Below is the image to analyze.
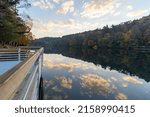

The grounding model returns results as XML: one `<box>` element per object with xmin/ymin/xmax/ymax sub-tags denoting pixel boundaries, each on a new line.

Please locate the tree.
<box><xmin>0</xmin><ymin>0</ymin><xmax>32</xmax><ymax>46</ymax></box>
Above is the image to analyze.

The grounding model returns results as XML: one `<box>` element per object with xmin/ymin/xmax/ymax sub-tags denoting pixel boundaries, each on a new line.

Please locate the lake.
<box><xmin>42</xmin><ymin>48</ymin><xmax>150</xmax><ymax>100</ymax></box>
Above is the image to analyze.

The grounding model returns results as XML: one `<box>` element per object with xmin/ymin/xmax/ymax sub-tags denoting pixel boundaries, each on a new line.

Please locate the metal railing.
<box><xmin>0</xmin><ymin>46</ymin><xmax>44</xmax><ymax>100</ymax></box>
<box><xmin>0</xmin><ymin>47</ymin><xmax>38</xmax><ymax>61</ymax></box>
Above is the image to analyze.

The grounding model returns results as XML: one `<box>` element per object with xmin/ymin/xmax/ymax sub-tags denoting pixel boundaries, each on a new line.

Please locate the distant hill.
<box><xmin>32</xmin><ymin>15</ymin><xmax>150</xmax><ymax>50</ymax></box>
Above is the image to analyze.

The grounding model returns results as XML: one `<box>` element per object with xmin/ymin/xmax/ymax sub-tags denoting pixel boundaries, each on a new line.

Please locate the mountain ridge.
<box><xmin>32</xmin><ymin>15</ymin><xmax>150</xmax><ymax>49</ymax></box>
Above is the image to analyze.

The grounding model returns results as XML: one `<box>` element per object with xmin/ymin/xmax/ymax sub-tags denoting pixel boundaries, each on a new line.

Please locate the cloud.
<box><xmin>127</xmin><ymin>5</ymin><xmax>133</xmax><ymax>10</ymax></box>
<box><xmin>32</xmin><ymin>19</ymin><xmax>64</xmax><ymax>38</ymax></box>
<box><xmin>32</xmin><ymin>0</ymin><xmax>65</xmax><ymax>10</ymax></box>
<box><xmin>127</xmin><ymin>9</ymin><xmax>148</xmax><ymax>18</ymax></box>
<box><xmin>113</xmin><ymin>11</ymin><xmax>121</xmax><ymax>16</ymax></box>
<box><xmin>32</xmin><ymin>0</ymin><xmax>55</xmax><ymax>10</ymax></box>
<box><xmin>32</xmin><ymin>18</ymin><xmax>100</xmax><ymax>38</ymax></box>
<box><xmin>48</xmin><ymin>19</ymin><xmax>76</xmax><ymax>28</ymax></box>
<box><xmin>57</xmin><ymin>0</ymin><xmax>74</xmax><ymax>14</ymax></box>
<box><xmin>32</xmin><ymin>0</ymin><xmax>75</xmax><ymax>15</ymax></box>
<box><xmin>53</xmin><ymin>0</ymin><xmax>63</xmax><ymax>4</ymax></box>
<box><xmin>81</xmin><ymin>0</ymin><xmax>121</xmax><ymax>18</ymax></box>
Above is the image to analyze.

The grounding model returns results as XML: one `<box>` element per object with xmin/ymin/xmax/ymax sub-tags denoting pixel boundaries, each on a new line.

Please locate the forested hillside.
<box><xmin>32</xmin><ymin>15</ymin><xmax>150</xmax><ymax>50</ymax></box>
<box><xmin>0</xmin><ymin>0</ymin><xmax>33</xmax><ymax>46</ymax></box>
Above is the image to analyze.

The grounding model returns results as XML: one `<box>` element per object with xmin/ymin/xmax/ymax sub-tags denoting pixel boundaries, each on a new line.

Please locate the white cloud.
<box><xmin>32</xmin><ymin>0</ymin><xmax>74</xmax><ymax>14</ymax></box>
<box><xmin>113</xmin><ymin>11</ymin><xmax>121</xmax><ymax>16</ymax></box>
<box><xmin>127</xmin><ymin>9</ymin><xmax>148</xmax><ymax>18</ymax></box>
<box><xmin>32</xmin><ymin>19</ymin><xmax>100</xmax><ymax>38</ymax></box>
<box><xmin>81</xmin><ymin>0</ymin><xmax>121</xmax><ymax>18</ymax></box>
<box><xmin>47</xmin><ymin>19</ymin><xmax>99</xmax><ymax>31</ymax></box>
<box><xmin>32</xmin><ymin>19</ymin><xmax>64</xmax><ymax>38</ymax></box>
<box><xmin>47</xmin><ymin>19</ymin><xmax>77</xmax><ymax>29</ymax></box>
<box><xmin>57</xmin><ymin>0</ymin><xmax>74</xmax><ymax>14</ymax></box>
<box><xmin>127</xmin><ymin>5</ymin><xmax>133</xmax><ymax>10</ymax></box>
<box><xmin>32</xmin><ymin>0</ymin><xmax>66</xmax><ymax>10</ymax></box>
<box><xmin>32</xmin><ymin>0</ymin><xmax>55</xmax><ymax>10</ymax></box>
<box><xmin>53</xmin><ymin>0</ymin><xmax>63</xmax><ymax>4</ymax></box>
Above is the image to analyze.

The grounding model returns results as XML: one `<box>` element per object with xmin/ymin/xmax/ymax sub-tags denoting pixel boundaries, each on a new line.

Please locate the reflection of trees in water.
<box><xmin>45</xmin><ymin>47</ymin><xmax>150</xmax><ymax>82</ymax></box>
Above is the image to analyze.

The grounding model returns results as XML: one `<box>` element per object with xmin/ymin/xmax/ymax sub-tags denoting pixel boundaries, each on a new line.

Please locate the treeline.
<box><xmin>32</xmin><ymin>15</ymin><xmax>150</xmax><ymax>49</ymax></box>
<box><xmin>0</xmin><ymin>0</ymin><xmax>33</xmax><ymax>46</ymax></box>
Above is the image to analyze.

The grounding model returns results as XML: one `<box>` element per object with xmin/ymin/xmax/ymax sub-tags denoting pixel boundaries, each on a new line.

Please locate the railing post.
<box><xmin>18</xmin><ymin>48</ymin><xmax>21</xmax><ymax>61</ymax></box>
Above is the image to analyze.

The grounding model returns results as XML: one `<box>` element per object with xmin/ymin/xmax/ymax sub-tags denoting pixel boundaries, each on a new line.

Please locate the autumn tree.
<box><xmin>0</xmin><ymin>0</ymin><xmax>32</xmax><ymax>46</ymax></box>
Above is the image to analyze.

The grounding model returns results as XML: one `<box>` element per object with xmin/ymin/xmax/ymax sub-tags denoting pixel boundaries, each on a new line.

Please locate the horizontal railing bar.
<box><xmin>0</xmin><ymin>57</ymin><xmax>28</xmax><ymax>59</ymax></box>
<box><xmin>0</xmin><ymin>58</ymin><xmax>25</xmax><ymax>60</ymax></box>
<box><xmin>0</xmin><ymin>58</ymin><xmax>26</xmax><ymax>62</ymax></box>
<box><xmin>0</xmin><ymin>49</ymin><xmax>18</xmax><ymax>51</ymax></box>
<box><xmin>0</xmin><ymin>58</ymin><xmax>27</xmax><ymax>60</ymax></box>
<box><xmin>0</xmin><ymin>56</ymin><xmax>28</xmax><ymax>58</ymax></box>
<box><xmin>0</xmin><ymin>52</ymin><xmax>28</xmax><ymax>54</ymax></box>
<box><xmin>0</xmin><ymin>54</ymin><xmax>27</xmax><ymax>56</ymax></box>
<box><xmin>0</xmin><ymin>54</ymin><xmax>28</xmax><ymax>57</ymax></box>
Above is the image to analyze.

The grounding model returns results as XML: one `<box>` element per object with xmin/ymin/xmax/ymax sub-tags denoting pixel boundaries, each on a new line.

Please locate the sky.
<box><xmin>23</xmin><ymin>0</ymin><xmax>150</xmax><ymax>38</ymax></box>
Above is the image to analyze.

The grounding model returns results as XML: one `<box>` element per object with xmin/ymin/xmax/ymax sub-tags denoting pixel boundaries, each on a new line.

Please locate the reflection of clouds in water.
<box><xmin>44</xmin><ymin>76</ymin><xmax>72</xmax><ymax>89</ymax></box>
<box><xmin>43</xmin><ymin>59</ymin><xmax>53</xmax><ymax>68</ymax></box>
<box><xmin>45</xmin><ymin>62</ymin><xmax>97</xmax><ymax>72</ymax></box>
<box><xmin>52</xmin><ymin>86</ymin><xmax>62</xmax><ymax>92</ymax></box>
<box><xmin>43</xmin><ymin>54</ymin><xmax>150</xmax><ymax>99</ymax></box>
<box><xmin>44</xmin><ymin>80</ymin><xmax>54</xmax><ymax>86</ymax></box>
<box><xmin>80</xmin><ymin>74</ymin><xmax>129</xmax><ymax>99</ymax></box>
<box><xmin>80</xmin><ymin>74</ymin><xmax>113</xmax><ymax>96</ymax></box>
<box><xmin>111</xmin><ymin>77</ymin><xmax>117</xmax><ymax>81</ymax></box>
<box><xmin>43</xmin><ymin>76</ymin><xmax>72</xmax><ymax>100</ymax></box>
<box><xmin>44</xmin><ymin>54</ymin><xmax>65</xmax><ymax>62</ymax></box>
<box><xmin>56</xmin><ymin>77</ymin><xmax>72</xmax><ymax>89</ymax></box>
<box><xmin>122</xmin><ymin>83</ymin><xmax>128</xmax><ymax>88</ymax></box>
<box><xmin>115</xmin><ymin>93</ymin><xmax>128</xmax><ymax>100</ymax></box>
<box><xmin>44</xmin><ymin>54</ymin><xmax>98</xmax><ymax>72</ymax></box>
<box><xmin>123</xmin><ymin>76</ymin><xmax>143</xmax><ymax>84</ymax></box>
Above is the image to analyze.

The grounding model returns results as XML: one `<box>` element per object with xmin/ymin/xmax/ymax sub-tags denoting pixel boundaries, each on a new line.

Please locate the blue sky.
<box><xmin>23</xmin><ymin>0</ymin><xmax>150</xmax><ymax>38</ymax></box>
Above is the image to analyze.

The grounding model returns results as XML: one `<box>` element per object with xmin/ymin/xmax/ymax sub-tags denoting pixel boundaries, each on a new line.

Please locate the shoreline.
<box><xmin>0</xmin><ymin>44</ymin><xmax>17</xmax><ymax>49</ymax></box>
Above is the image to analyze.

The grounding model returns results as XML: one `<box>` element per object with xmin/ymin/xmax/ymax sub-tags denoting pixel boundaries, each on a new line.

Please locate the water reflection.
<box><xmin>45</xmin><ymin>47</ymin><xmax>150</xmax><ymax>82</ymax></box>
<box><xmin>80</xmin><ymin>74</ymin><xmax>112</xmax><ymax>96</ymax></box>
<box><xmin>123</xmin><ymin>76</ymin><xmax>143</xmax><ymax>84</ymax></box>
<box><xmin>115</xmin><ymin>93</ymin><xmax>128</xmax><ymax>100</ymax></box>
<box><xmin>42</xmin><ymin>54</ymin><xmax>150</xmax><ymax>100</ymax></box>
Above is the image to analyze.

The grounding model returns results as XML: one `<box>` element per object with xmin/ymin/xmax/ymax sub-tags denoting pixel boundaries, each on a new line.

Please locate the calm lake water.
<box><xmin>42</xmin><ymin>48</ymin><xmax>150</xmax><ymax>100</ymax></box>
